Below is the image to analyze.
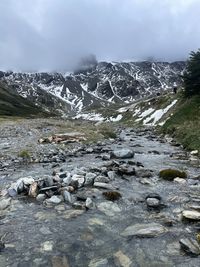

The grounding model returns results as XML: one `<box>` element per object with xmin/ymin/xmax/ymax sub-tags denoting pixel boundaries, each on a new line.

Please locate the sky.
<box><xmin>0</xmin><ymin>0</ymin><xmax>200</xmax><ymax>71</ymax></box>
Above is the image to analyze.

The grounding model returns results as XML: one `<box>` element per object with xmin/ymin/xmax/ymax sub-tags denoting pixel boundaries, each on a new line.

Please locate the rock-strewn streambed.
<box><xmin>0</xmin><ymin>119</ymin><xmax>200</xmax><ymax>267</ymax></box>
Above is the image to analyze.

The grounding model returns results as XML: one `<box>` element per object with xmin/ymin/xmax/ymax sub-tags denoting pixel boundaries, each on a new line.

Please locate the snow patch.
<box><xmin>144</xmin><ymin>100</ymin><xmax>177</xmax><ymax>126</ymax></box>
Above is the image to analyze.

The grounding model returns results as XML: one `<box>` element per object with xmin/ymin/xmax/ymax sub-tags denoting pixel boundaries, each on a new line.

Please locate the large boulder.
<box><xmin>110</xmin><ymin>149</ymin><xmax>134</xmax><ymax>159</ymax></box>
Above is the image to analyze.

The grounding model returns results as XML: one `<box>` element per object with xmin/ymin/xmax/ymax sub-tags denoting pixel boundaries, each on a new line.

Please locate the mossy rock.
<box><xmin>159</xmin><ymin>169</ymin><xmax>187</xmax><ymax>181</ymax></box>
<box><xmin>102</xmin><ymin>191</ymin><xmax>122</xmax><ymax>201</ymax></box>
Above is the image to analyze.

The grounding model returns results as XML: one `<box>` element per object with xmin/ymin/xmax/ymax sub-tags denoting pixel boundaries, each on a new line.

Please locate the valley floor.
<box><xmin>0</xmin><ymin>118</ymin><xmax>200</xmax><ymax>267</ymax></box>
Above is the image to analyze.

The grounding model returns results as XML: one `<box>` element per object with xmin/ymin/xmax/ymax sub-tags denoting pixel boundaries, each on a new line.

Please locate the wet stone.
<box><xmin>121</xmin><ymin>223</ymin><xmax>167</xmax><ymax>237</ymax></box>
<box><xmin>182</xmin><ymin>210</ymin><xmax>200</xmax><ymax>220</ymax></box>
<box><xmin>113</xmin><ymin>250</ymin><xmax>132</xmax><ymax>267</ymax></box>
<box><xmin>179</xmin><ymin>238</ymin><xmax>200</xmax><ymax>256</ymax></box>
<box><xmin>110</xmin><ymin>149</ymin><xmax>134</xmax><ymax>159</ymax></box>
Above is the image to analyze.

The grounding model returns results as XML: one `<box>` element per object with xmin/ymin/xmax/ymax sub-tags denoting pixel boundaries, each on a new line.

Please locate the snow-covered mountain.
<box><xmin>0</xmin><ymin>61</ymin><xmax>185</xmax><ymax>115</ymax></box>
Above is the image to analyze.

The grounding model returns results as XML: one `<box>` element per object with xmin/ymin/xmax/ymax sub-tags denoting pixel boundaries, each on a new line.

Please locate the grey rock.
<box><xmin>36</xmin><ymin>194</ymin><xmax>47</xmax><ymax>202</ymax></box>
<box><xmin>110</xmin><ymin>149</ymin><xmax>134</xmax><ymax>159</ymax></box>
<box><xmin>107</xmin><ymin>171</ymin><xmax>116</xmax><ymax>180</ymax></box>
<box><xmin>7</xmin><ymin>188</ymin><xmax>17</xmax><ymax>197</ymax></box>
<box><xmin>179</xmin><ymin>238</ymin><xmax>200</xmax><ymax>256</ymax></box>
<box><xmin>95</xmin><ymin>176</ymin><xmax>110</xmax><ymax>183</ymax></box>
<box><xmin>0</xmin><ymin>198</ymin><xmax>11</xmax><ymax>210</ymax></box>
<box><xmin>46</xmin><ymin>196</ymin><xmax>62</xmax><ymax>204</ymax></box>
<box><xmin>85</xmin><ymin>173</ymin><xmax>97</xmax><ymax>186</ymax></box>
<box><xmin>118</xmin><ymin>165</ymin><xmax>135</xmax><ymax>175</ymax></box>
<box><xmin>97</xmin><ymin>202</ymin><xmax>121</xmax><ymax>216</ymax></box>
<box><xmin>63</xmin><ymin>190</ymin><xmax>72</xmax><ymax>204</ymax></box>
<box><xmin>86</xmin><ymin>197</ymin><xmax>95</xmax><ymax>209</ymax></box>
<box><xmin>71</xmin><ymin>174</ymin><xmax>85</xmax><ymax>188</ymax></box>
<box><xmin>93</xmin><ymin>182</ymin><xmax>113</xmax><ymax>190</ymax></box>
<box><xmin>121</xmin><ymin>223</ymin><xmax>167</xmax><ymax>237</ymax></box>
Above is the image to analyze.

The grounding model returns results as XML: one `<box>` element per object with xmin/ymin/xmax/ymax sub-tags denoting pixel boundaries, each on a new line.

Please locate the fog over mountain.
<box><xmin>0</xmin><ymin>0</ymin><xmax>200</xmax><ymax>71</ymax></box>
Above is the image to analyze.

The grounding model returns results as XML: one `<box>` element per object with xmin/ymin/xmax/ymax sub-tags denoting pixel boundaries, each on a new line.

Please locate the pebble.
<box><xmin>46</xmin><ymin>196</ymin><xmax>62</xmax><ymax>204</ymax></box>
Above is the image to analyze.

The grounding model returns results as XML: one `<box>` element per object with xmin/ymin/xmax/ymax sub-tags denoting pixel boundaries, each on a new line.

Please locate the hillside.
<box><xmin>0</xmin><ymin>82</ymin><xmax>46</xmax><ymax>116</ymax></box>
<box><xmin>0</xmin><ymin>61</ymin><xmax>185</xmax><ymax>115</ymax></box>
<box><xmin>161</xmin><ymin>95</ymin><xmax>200</xmax><ymax>152</ymax></box>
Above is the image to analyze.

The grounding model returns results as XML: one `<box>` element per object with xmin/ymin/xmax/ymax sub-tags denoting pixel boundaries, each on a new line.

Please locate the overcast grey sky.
<box><xmin>0</xmin><ymin>0</ymin><xmax>199</xmax><ymax>71</ymax></box>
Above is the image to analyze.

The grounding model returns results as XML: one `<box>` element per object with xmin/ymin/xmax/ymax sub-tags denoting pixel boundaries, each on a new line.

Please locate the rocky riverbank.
<box><xmin>0</xmin><ymin>118</ymin><xmax>200</xmax><ymax>267</ymax></box>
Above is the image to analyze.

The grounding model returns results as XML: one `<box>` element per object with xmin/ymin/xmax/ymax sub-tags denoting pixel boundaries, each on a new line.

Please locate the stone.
<box><xmin>110</xmin><ymin>149</ymin><xmax>134</xmax><ymax>159</ymax></box>
<box><xmin>121</xmin><ymin>223</ymin><xmax>167</xmax><ymax>237</ymax></box>
<box><xmin>7</xmin><ymin>188</ymin><xmax>17</xmax><ymax>197</ymax></box>
<box><xmin>179</xmin><ymin>238</ymin><xmax>200</xmax><ymax>256</ymax></box>
<box><xmin>39</xmin><ymin>226</ymin><xmax>52</xmax><ymax>235</ymax></box>
<box><xmin>190</xmin><ymin>150</ymin><xmax>198</xmax><ymax>156</ymax></box>
<box><xmin>71</xmin><ymin>174</ymin><xmax>85</xmax><ymax>188</ymax></box>
<box><xmin>102</xmin><ymin>154</ymin><xmax>110</xmax><ymax>160</ymax></box>
<box><xmin>0</xmin><ymin>198</ymin><xmax>11</xmax><ymax>210</ymax></box>
<box><xmin>89</xmin><ymin>258</ymin><xmax>108</xmax><ymax>267</ymax></box>
<box><xmin>21</xmin><ymin>177</ymin><xmax>35</xmax><ymax>185</ymax></box>
<box><xmin>114</xmin><ymin>250</ymin><xmax>132</xmax><ymax>267</ymax></box>
<box><xmin>29</xmin><ymin>182</ymin><xmax>38</xmax><ymax>198</ymax></box>
<box><xmin>52</xmin><ymin>256</ymin><xmax>70</xmax><ymax>267</ymax></box>
<box><xmin>97</xmin><ymin>202</ymin><xmax>121</xmax><ymax>216</ymax></box>
<box><xmin>63</xmin><ymin>190</ymin><xmax>72</xmax><ymax>204</ymax></box>
<box><xmin>174</xmin><ymin>178</ymin><xmax>187</xmax><ymax>184</ymax></box>
<box><xmin>46</xmin><ymin>196</ymin><xmax>62</xmax><ymax>205</ymax></box>
<box><xmin>94</xmin><ymin>176</ymin><xmax>110</xmax><ymax>183</ymax></box>
<box><xmin>41</xmin><ymin>241</ymin><xmax>54</xmax><ymax>252</ymax></box>
<box><xmin>107</xmin><ymin>171</ymin><xmax>117</xmax><ymax>180</ymax></box>
<box><xmin>86</xmin><ymin>148</ymin><xmax>94</xmax><ymax>153</ymax></box>
<box><xmin>85</xmin><ymin>173</ymin><xmax>97</xmax><ymax>186</ymax></box>
<box><xmin>146</xmin><ymin>197</ymin><xmax>160</xmax><ymax>208</ymax></box>
<box><xmin>36</xmin><ymin>194</ymin><xmax>46</xmax><ymax>202</ymax></box>
<box><xmin>118</xmin><ymin>165</ymin><xmax>135</xmax><ymax>175</ymax></box>
<box><xmin>62</xmin><ymin>210</ymin><xmax>84</xmax><ymax>219</ymax></box>
<box><xmin>182</xmin><ymin>210</ymin><xmax>200</xmax><ymax>220</ymax></box>
<box><xmin>86</xmin><ymin>197</ymin><xmax>95</xmax><ymax>209</ymax></box>
<box><xmin>93</xmin><ymin>182</ymin><xmax>113</xmax><ymax>190</ymax></box>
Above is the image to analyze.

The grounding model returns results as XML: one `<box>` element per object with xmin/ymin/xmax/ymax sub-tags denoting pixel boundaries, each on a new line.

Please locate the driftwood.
<box><xmin>39</xmin><ymin>132</ymin><xmax>86</xmax><ymax>144</ymax></box>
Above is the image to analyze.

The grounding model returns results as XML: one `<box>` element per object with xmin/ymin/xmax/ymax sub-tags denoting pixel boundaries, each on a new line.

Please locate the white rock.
<box><xmin>71</xmin><ymin>174</ymin><xmax>85</xmax><ymax>187</ymax></box>
<box><xmin>110</xmin><ymin>149</ymin><xmax>134</xmax><ymax>159</ymax></box>
<box><xmin>182</xmin><ymin>210</ymin><xmax>200</xmax><ymax>220</ymax></box>
<box><xmin>190</xmin><ymin>150</ymin><xmax>198</xmax><ymax>155</ymax></box>
<box><xmin>174</xmin><ymin>178</ymin><xmax>187</xmax><ymax>184</ymax></box>
<box><xmin>93</xmin><ymin>182</ymin><xmax>113</xmax><ymax>190</ymax></box>
<box><xmin>41</xmin><ymin>241</ymin><xmax>53</xmax><ymax>252</ymax></box>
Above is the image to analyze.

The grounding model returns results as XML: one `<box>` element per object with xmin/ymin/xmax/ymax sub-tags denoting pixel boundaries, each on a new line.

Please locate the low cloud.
<box><xmin>0</xmin><ymin>0</ymin><xmax>200</xmax><ymax>71</ymax></box>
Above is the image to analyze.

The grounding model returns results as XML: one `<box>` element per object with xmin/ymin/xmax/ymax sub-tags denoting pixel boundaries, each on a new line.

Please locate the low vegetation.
<box><xmin>18</xmin><ymin>150</ymin><xmax>31</xmax><ymax>160</ymax></box>
<box><xmin>161</xmin><ymin>95</ymin><xmax>200</xmax><ymax>152</ymax></box>
<box><xmin>159</xmin><ymin>169</ymin><xmax>187</xmax><ymax>181</ymax></box>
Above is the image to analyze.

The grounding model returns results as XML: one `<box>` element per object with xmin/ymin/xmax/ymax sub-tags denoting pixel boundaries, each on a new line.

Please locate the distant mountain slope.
<box><xmin>0</xmin><ymin>61</ymin><xmax>185</xmax><ymax>115</ymax></box>
<box><xmin>0</xmin><ymin>82</ymin><xmax>46</xmax><ymax>116</ymax></box>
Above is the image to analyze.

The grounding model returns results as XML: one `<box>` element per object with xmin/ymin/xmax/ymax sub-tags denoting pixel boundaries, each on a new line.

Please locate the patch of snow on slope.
<box><xmin>135</xmin><ymin>108</ymin><xmax>155</xmax><ymax>122</ymax></box>
<box><xmin>75</xmin><ymin>113</ymin><xmax>105</xmax><ymax>122</ymax></box>
<box><xmin>143</xmin><ymin>100</ymin><xmax>177</xmax><ymax>126</ymax></box>
<box><xmin>109</xmin><ymin>114</ymin><xmax>123</xmax><ymax>122</ymax></box>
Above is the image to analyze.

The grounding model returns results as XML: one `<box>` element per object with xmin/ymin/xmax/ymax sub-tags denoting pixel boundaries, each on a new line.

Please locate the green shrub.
<box><xmin>159</xmin><ymin>169</ymin><xmax>187</xmax><ymax>181</ymax></box>
<box><xmin>102</xmin><ymin>191</ymin><xmax>122</xmax><ymax>201</ymax></box>
<box><xmin>18</xmin><ymin>150</ymin><xmax>31</xmax><ymax>159</ymax></box>
<box><xmin>98</xmin><ymin>125</ymin><xmax>117</xmax><ymax>139</ymax></box>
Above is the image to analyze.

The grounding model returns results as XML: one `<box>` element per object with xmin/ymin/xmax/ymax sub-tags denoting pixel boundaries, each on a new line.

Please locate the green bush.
<box><xmin>18</xmin><ymin>150</ymin><xmax>31</xmax><ymax>159</ymax></box>
<box><xmin>159</xmin><ymin>169</ymin><xmax>187</xmax><ymax>181</ymax></box>
<box><xmin>98</xmin><ymin>125</ymin><xmax>117</xmax><ymax>139</ymax></box>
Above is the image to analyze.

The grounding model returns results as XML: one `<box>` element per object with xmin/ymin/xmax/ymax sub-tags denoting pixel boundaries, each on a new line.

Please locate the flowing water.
<box><xmin>0</xmin><ymin>126</ymin><xmax>200</xmax><ymax>267</ymax></box>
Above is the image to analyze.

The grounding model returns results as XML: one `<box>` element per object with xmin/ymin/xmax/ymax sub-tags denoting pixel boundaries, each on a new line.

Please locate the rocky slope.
<box><xmin>0</xmin><ymin>61</ymin><xmax>185</xmax><ymax>116</ymax></box>
<box><xmin>0</xmin><ymin>81</ymin><xmax>46</xmax><ymax>116</ymax></box>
